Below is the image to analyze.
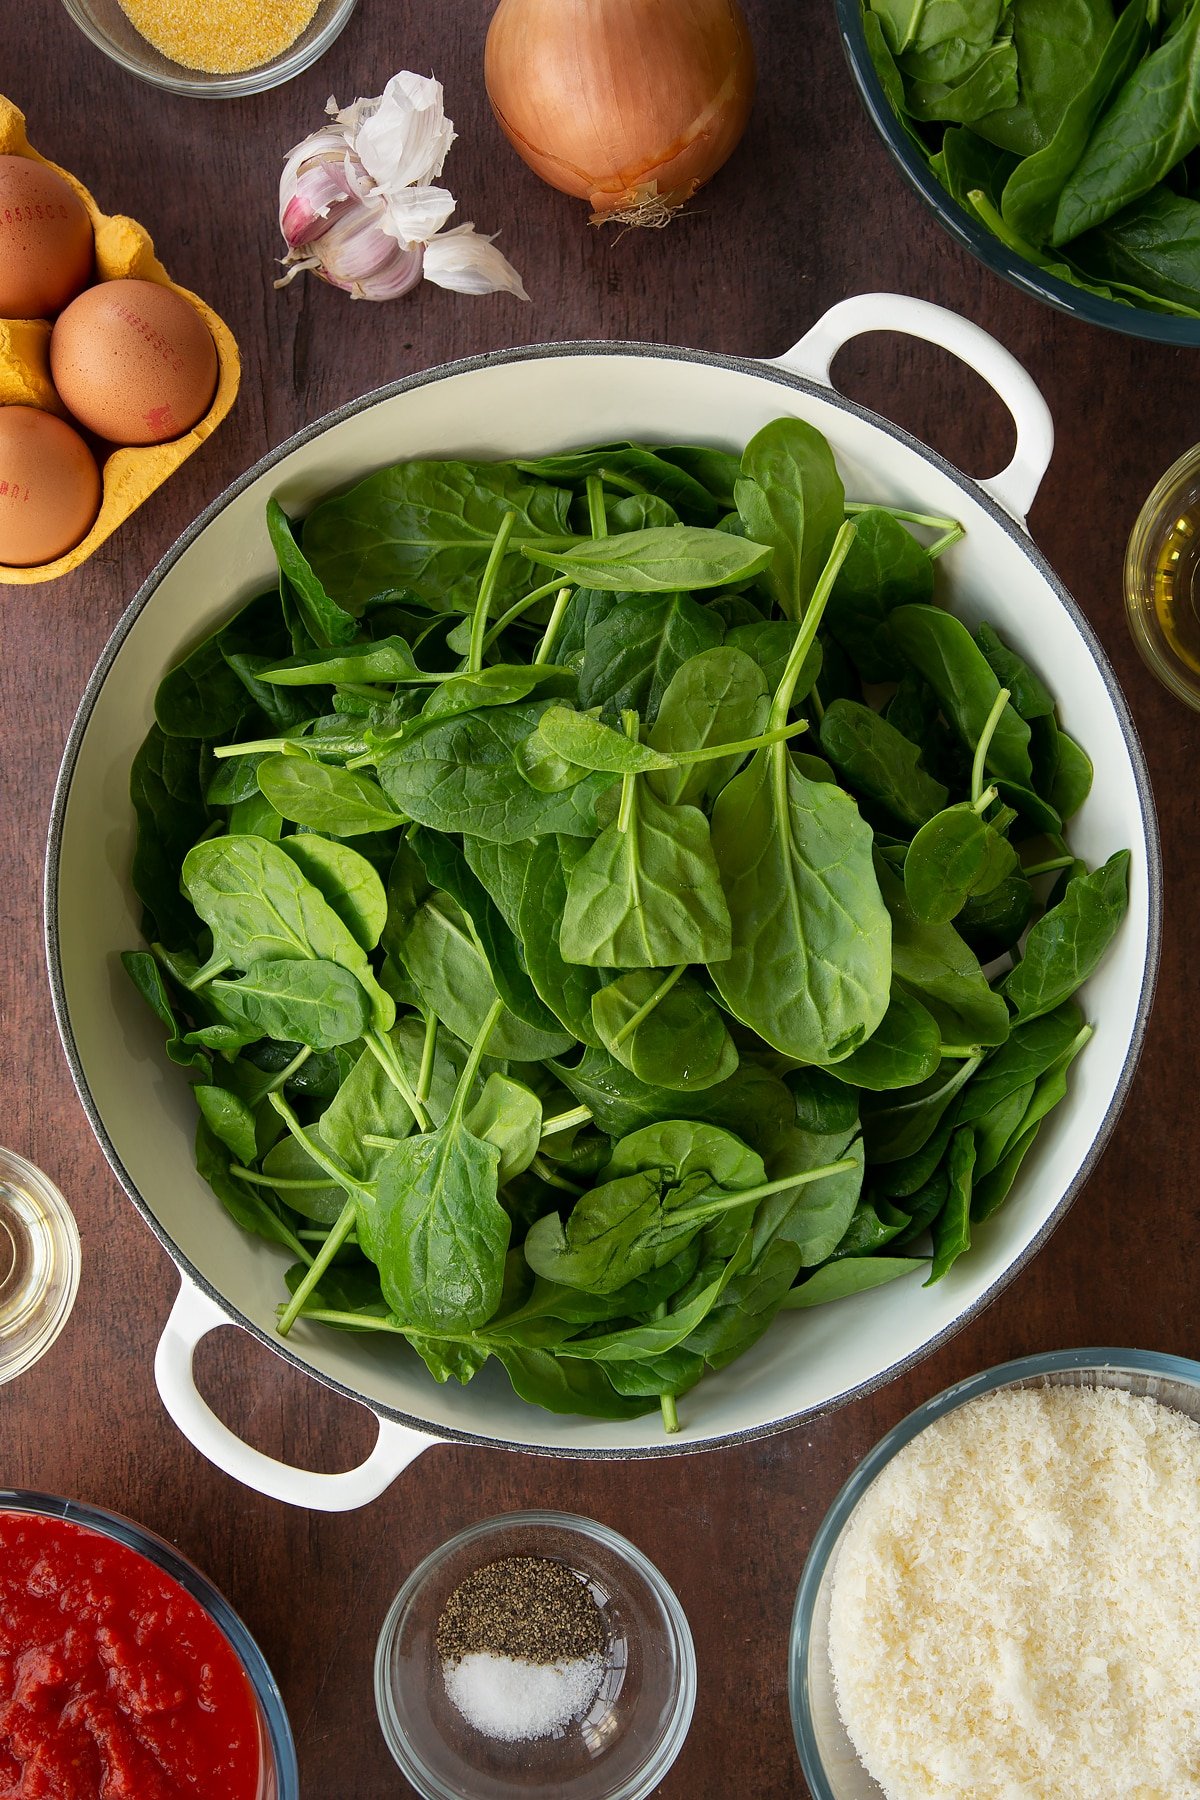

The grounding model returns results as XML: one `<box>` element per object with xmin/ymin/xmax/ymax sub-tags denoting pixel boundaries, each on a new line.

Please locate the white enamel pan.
<box><xmin>46</xmin><ymin>294</ymin><xmax>1160</xmax><ymax>1510</ymax></box>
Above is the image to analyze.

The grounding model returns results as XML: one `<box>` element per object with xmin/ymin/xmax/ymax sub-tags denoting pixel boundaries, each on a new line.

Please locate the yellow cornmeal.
<box><xmin>116</xmin><ymin>0</ymin><xmax>322</xmax><ymax>73</ymax></box>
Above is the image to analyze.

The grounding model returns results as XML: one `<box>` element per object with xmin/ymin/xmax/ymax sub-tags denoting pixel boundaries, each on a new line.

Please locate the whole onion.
<box><xmin>484</xmin><ymin>0</ymin><xmax>756</xmax><ymax>225</ymax></box>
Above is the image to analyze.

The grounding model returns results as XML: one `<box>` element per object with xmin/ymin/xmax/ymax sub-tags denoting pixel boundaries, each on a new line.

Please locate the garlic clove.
<box><xmin>422</xmin><ymin>223</ymin><xmax>530</xmax><ymax>300</ymax></box>
<box><xmin>355</xmin><ymin>72</ymin><xmax>457</xmax><ymax>193</ymax></box>
<box><xmin>375</xmin><ymin>183</ymin><xmax>457</xmax><ymax>248</ymax></box>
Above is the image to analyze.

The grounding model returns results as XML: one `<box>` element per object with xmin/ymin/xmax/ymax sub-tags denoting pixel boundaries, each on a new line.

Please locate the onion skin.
<box><xmin>484</xmin><ymin>0</ymin><xmax>756</xmax><ymax>223</ymax></box>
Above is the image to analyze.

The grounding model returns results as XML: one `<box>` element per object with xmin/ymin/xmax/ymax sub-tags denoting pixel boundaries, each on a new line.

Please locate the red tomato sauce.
<box><xmin>0</xmin><ymin>1510</ymin><xmax>262</xmax><ymax>1800</ymax></box>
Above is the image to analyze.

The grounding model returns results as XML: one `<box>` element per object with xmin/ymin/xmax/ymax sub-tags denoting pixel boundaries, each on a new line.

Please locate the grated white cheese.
<box><xmin>828</xmin><ymin>1384</ymin><xmax>1200</xmax><ymax>1800</ymax></box>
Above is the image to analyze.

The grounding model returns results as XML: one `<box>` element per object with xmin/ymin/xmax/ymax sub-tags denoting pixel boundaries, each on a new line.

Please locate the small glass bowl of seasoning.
<box><xmin>790</xmin><ymin>1348</ymin><xmax>1200</xmax><ymax>1799</ymax></box>
<box><xmin>1125</xmin><ymin>441</ymin><xmax>1200</xmax><ymax>709</ymax></box>
<box><xmin>58</xmin><ymin>0</ymin><xmax>357</xmax><ymax>98</ymax></box>
<box><xmin>375</xmin><ymin>1510</ymin><xmax>696</xmax><ymax>1800</ymax></box>
<box><xmin>0</xmin><ymin>1148</ymin><xmax>81</xmax><ymax>1383</ymax></box>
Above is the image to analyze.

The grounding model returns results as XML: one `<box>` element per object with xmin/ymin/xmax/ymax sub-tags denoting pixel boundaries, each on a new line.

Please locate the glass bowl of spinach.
<box><xmin>45</xmin><ymin>317</ymin><xmax>1157</xmax><ymax>1498</ymax></box>
<box><xmin>838</xmin><ymin>0</ymin><xmax>1200</xmax><ymax>341</ymax></box>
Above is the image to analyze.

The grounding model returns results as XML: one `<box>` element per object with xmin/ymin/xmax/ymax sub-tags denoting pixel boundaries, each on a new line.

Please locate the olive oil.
<box><xmin>1125</xmin><ymin>448</ymin><xmax>1200</xmax><ymax>709</ymax></box>
<box><xmin>1145</xmin><ymin>507</ymin><xmax>1200</xmax><ymax>676</ymax></box>
<box><xmin>0</xmin><ymin>1150</ymin><xmax>80</xmax><ymax>1382</ymax></box>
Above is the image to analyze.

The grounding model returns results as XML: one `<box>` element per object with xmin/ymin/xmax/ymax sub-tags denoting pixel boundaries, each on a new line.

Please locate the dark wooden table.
<box><xmin>3</xmin><ymin>2</ymin><xmax>1196</xmax><ymax>1794</ymax></box>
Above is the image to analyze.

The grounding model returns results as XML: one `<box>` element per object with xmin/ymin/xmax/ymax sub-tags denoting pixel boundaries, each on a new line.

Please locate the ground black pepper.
<box><xmin>437</xmin><ymin>1556</ymin><xmax>605</xmax><ymax>1666</ymax></box>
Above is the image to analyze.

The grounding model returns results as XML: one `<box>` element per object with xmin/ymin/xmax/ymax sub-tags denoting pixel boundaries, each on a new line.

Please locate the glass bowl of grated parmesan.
<box><xmin>58</xmin><ymin>0</ymin><xmax>357</xmax><ymax>98</ymax></box>
<box><xmin>790</xmin><ymin>1348</ymin><xmax>1200</xmax><ymax>1800</ymax></box>
<box><xmin>375</xmin><ymin>1510</ymin><xmax>696</xmax><ymax>1800</ymax></box>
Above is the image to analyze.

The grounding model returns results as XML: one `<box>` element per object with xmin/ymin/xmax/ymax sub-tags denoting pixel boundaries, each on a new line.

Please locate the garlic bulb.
<box><xmin>277</xmin><ymin>72</ymin><xmax>528</xmax><ymax>302</ymax></box>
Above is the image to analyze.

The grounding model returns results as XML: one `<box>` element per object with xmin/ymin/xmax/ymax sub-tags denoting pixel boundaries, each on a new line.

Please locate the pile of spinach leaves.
<box><xmin>862</xmin><ymin>0</ymin><xmax>1200</xmax><ymax>318</ymax></box>
<box><xmin>123</xmin><ymin>419</ymin><xmax>1129</xmax><ymax>1431</ymax></box>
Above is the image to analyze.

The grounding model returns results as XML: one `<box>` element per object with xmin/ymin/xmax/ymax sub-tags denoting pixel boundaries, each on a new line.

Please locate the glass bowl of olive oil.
<box><xmin>0</xmin><ymin>1149</ymin><xmax>81</xmax><ymax>1383</ymax></box>
<box><xmin>1125</xmin><ymin>444</ymin><xmax>1200</xmax><ymax>709</ymax></box>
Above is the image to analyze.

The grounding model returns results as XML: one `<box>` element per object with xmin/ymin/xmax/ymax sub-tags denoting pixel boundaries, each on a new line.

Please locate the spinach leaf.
<box><xmin>1054</xmin><ymin>5</ymin><xmax>1200</xmax><ymax>244</ymax></box>
<box><xmin>972</xmin><ymin>0</ymin><xmax>1116</xmax><ymax>158</ymax></box>
<box><xmin>926</xmin><ymin>1126</ymin><xmax>976</xmax><ymax>1282</ymax></box>
<box><xmin>823</xmin><ymin>506</ymin><xmax>934</xmax><ymax>679</ymax></box>
<box><xmin>376</xmin><ymin>702</ymin><xmax>611</xmax><ymax>843</ymax></box>
<box><xmin>1073</xmin><ymin>188</ymin><xmax>1200</xmax><ymax>308</ymax></box>
<box><xmin>514</xmin><ymin>444</ymin><xmax>720</xmax><ymax>525</ymax></box>
<box><xmin>358</xmin><ymin>1008</ymin><xmax>509</xmax><ymax>1333</ymax></box>
<box><xmin>523</xmin><ymin>526</ymin><xmax>771</xmax><ymax>592</ymax></box>
<box><xmin>278</xmin><ymin>835</ymin><xmax>387</xmax><ymax>953</ymax></box>
<box><xmin>711</xmin><ymin>750</ymin><xmax>891</xmax><ymax>1063</ymax></box>
<box><xmin>827</xmin><ymin>986</ymin><xmax>942</xmax><ymax>1091</ymax></box>
<box><xmin>256</xmin><ymin>637</ymin><xmax>428</xmax><ymax>687</ymax></box>
<box><xmin>590</xmin><ymin>968</ymin><xmax>739</xmax><ymax>1091</ymax></box>
<box><xmin>820</xmin><ymin>699</ymin><xmax>949</xmax><ymax>831</ymax></box>
<box><xmin>577</xmin><ymin>593</ymin><xmax>724</xmax><ymax>719</ymax></box>
<box><xmin>208</xmin><ymin>958</ymin><xmax>373</xmax><ymax>1049</ymax></box>
<box><xmin>1002</xmin><ymin>850</ymin><xmax>1130</xmax><ymax>1019</ymax></box>
<box><xmin>783</xmin><ymin>1255</ymin><xmax>926</xmax><ymax>1306</ymax></box>
<box><xmin>891</xmin><ymin>604</ymin><xmax>1033</xmax><ymax>783</ymax></box>
<box><xmin>256</xmin><ymin>756</ymin><xmax>403</xmax><ymax>837</ymax></box>
<box><xmin>734</xmin><ymin>418</ymin><xmax>845</xmax><ymax>622</ymax></box>
<box><xmin>903</xmin><ymin>801</ymin><xmax>1017</xmax><ymax>922</ymax></box>
<box><xmin>301</xmin><ymin>460</ymin><xmax>575</xmax><ymax>614</ymax></box>
<box><xmin>181</xmin><ymin>833</ymin><xmax>395</xmax><ymax>1028</ymax></box>
<box><xmin>878</xmin><ymin>858</ymin><xmax>1011</xmax><ymax>1046</ymax></box>
<box><xmin>560</xmin><ymin>782</ymin><xmax>732</xmax><ymax>968</ymax></box>
<box><xmin>121</xmin><ymin>950</ymin><xmax>210</xmax><ymax>1071</ymax></box>
<box><xmin>647</xmin><ymin>647</ymin><xmax>770</xmax><ymax>807</ymax></box>
<box><xmin>267</xmin><ymin>498</ymin><xmax>358</xmax><ymax>648</ymax></box>
<box><xmin>130</xmin><ymin>727</ymin><xmax>211</xmax><ymax>947</ymax></box>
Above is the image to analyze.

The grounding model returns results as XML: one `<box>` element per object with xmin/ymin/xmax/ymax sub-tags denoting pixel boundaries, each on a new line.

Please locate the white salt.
<box><xmin>443</xmin><ymin>1649</ymin><xmax>604</xmax><ymax>1742</ymax></box>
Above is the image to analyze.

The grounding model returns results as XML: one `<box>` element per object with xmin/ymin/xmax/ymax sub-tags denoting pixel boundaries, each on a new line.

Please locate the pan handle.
<box><xmin>773</xmin><ymin>292</ymin><xmax>1054</xmax><ymax>527</ymax></box>
<box><xmin>154</xmin><ymin>1280</ymin><xmax>440</xmax><ymax>1512</ymax></box>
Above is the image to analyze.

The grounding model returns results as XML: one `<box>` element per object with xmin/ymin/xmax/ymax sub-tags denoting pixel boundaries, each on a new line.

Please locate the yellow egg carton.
<box><xmin>0</xmin><ymin>96</ymin><xmax>240</xmax><ymax>584</ymax></box>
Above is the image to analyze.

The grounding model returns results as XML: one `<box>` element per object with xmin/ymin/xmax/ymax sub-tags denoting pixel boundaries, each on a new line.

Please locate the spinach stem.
<box><xmin>533</xmin><ymin>586</ymin><xmax>572</xmax><ymax>666</ymax></box>
<box><xmin>362</xmin><ymin>1133</ymin><xmax>407</xmax><ymax>1150</ymax></box>
<box><xmin>810</xmin><ymin>684</ymin><xmax>825</xmax><ymax>724</ymax></box>
<box><xmin>366</xmin><ymin>1031</ymin><xmax>429</xmax><ymax>1132</ymax></box>
<box><xmin>612</xmin><ymin>964</ymin><xmax>687</xmax><ymax>1046</ymax></box>
<box><xmin>617</xmin><ymin>713</ymin><xmax>641</xmax><ymax>833</ymax></box>
<box><xmin>226</xmin><ymin>1184</ymin><xmax>312</xmax><ymax>1264</ymax></box>
<box><xmin>927</xmin><ymin>524</ymin><xmax>965</xmax><ymax>559</ymax></box>
<box><xmin>1022</xmin><ymin>854</ymin><xmax>1076</xmax><ymax>878</ymax></box>
<box><xmin>281</xmin><ymin>1306</ymin><xmax>404</xmax><ymax>1333</ymax></box>
<box><xmin>211</xmin><ymin>734</ymin><xmax>364</xmax><ymax>760</ymax></box>
<box><xmin>846</xmin><ymin>501</ymin><xmax>960</xmax><ymax>533</ymax></box>
<box><xmin>449</xmin><ymin>999</ymin><xmax>505</xmax><ymax>1130</ymax></box>
<box><xmin>654</xmin><ymin>1298</ymin><xmax>680</xmax><ymax>1434</ymax></box>
<box><xmin>416</xmin><ymin>1010</ymin><xmax>439</xmax><ymax>1107</ymax></box>
<box><xmin>667</xmin><ymin>717</ymin><xmax>808</xmax><ymax>766</ymax></box>
<box><xmin>586</xmin><ymin>474</ymin><xmax>608</xmax><ymax>539</ymax></box>
<box><xmin>297</xmin><ymin>1228</ymin><xmax>359</xmax><ymax>1244</ymax></box>
<box><xmin>231</xmin><ymin>1167</ymin><xmax>330</xmax><ymax>1190</ymax></box>
<box><xmin>971</xmin><ymin>687</ymin><xmax>1011</xmax><ymax>805</ymax></box>
<box><xmin>530</xmin><ymin>1153</ymin><xmax>585</xmax><ymax>1194</ymax></box>
<box><xmin>770</xmin><ymin>520</ymin><xmax>857</xmax><ymax>730</ymax></box>
<box><xmin>277</xmin><ymin>1197</ymin><xmax>358</xmax><ymax>1336</ymax></box>
<box><xmin>482</xmin><ymin>577</ymin><xmax>567</xmax><ymax>651</ymax></box>
<box><xmin>939</xmin><ymin>1044</ymin><xmax>983</xmax><ymax>1059</ymax></box>
<box><xmin>540</xmin><ymin>1103</ymin><xmax>593</xmax><ymax>1139</ymax></box>
<box><xmin>467</xmin><ymin>511</ymin><xmax>517</xmax><ymax>674</ymax></box>
<box><xmin>186</xmin><ymin>954</ymin><xmax>231</xmax><ymax>990</ymax></box>
<box><xmin>268</xmin><ymin>1092</ymin><xmax>376</xmax><ymax>1203</ymax></box>
<box><xmin>264</xmin><ymin>1045</ymin><xmax>313</xmax><ymax>1095</ymax></box>
<box><xmin>972</xmin><ymin>784</ymin><xmax>999</xmax><ymax>816</ymax></box>
<box><xmin>670</xmin><ymin>1160</ymin><xmax>858</xmax><ymax>1224</ymax></box>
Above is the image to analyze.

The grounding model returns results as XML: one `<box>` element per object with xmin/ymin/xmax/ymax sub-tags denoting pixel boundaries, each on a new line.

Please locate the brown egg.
<box><xmin>0</xmin><ymin>155</ymin><xmax>94</xmax><ymax>319</ymax></box>
<box><xmin>50</xmin><ymin>278</ymin><xmax>218</xmax><ymax>446</ymax></box>
<box><xmin>0</xmin><ymin>406</ymin><xmax>102</xmax><ymax>567</ymax></box>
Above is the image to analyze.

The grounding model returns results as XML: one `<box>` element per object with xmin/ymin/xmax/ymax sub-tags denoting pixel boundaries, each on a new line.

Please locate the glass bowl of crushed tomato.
<box><xmin>0</xmin><ymin>1490</ymin><xmax>298</xmax><ymax>1798</ymax></box>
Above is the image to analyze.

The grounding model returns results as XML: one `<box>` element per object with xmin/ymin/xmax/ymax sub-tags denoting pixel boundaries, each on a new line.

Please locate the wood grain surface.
<box><xmin>2</xmin><ymin>2</ymin><xmax>1196</xmax><ymax>1794</ymax></box>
